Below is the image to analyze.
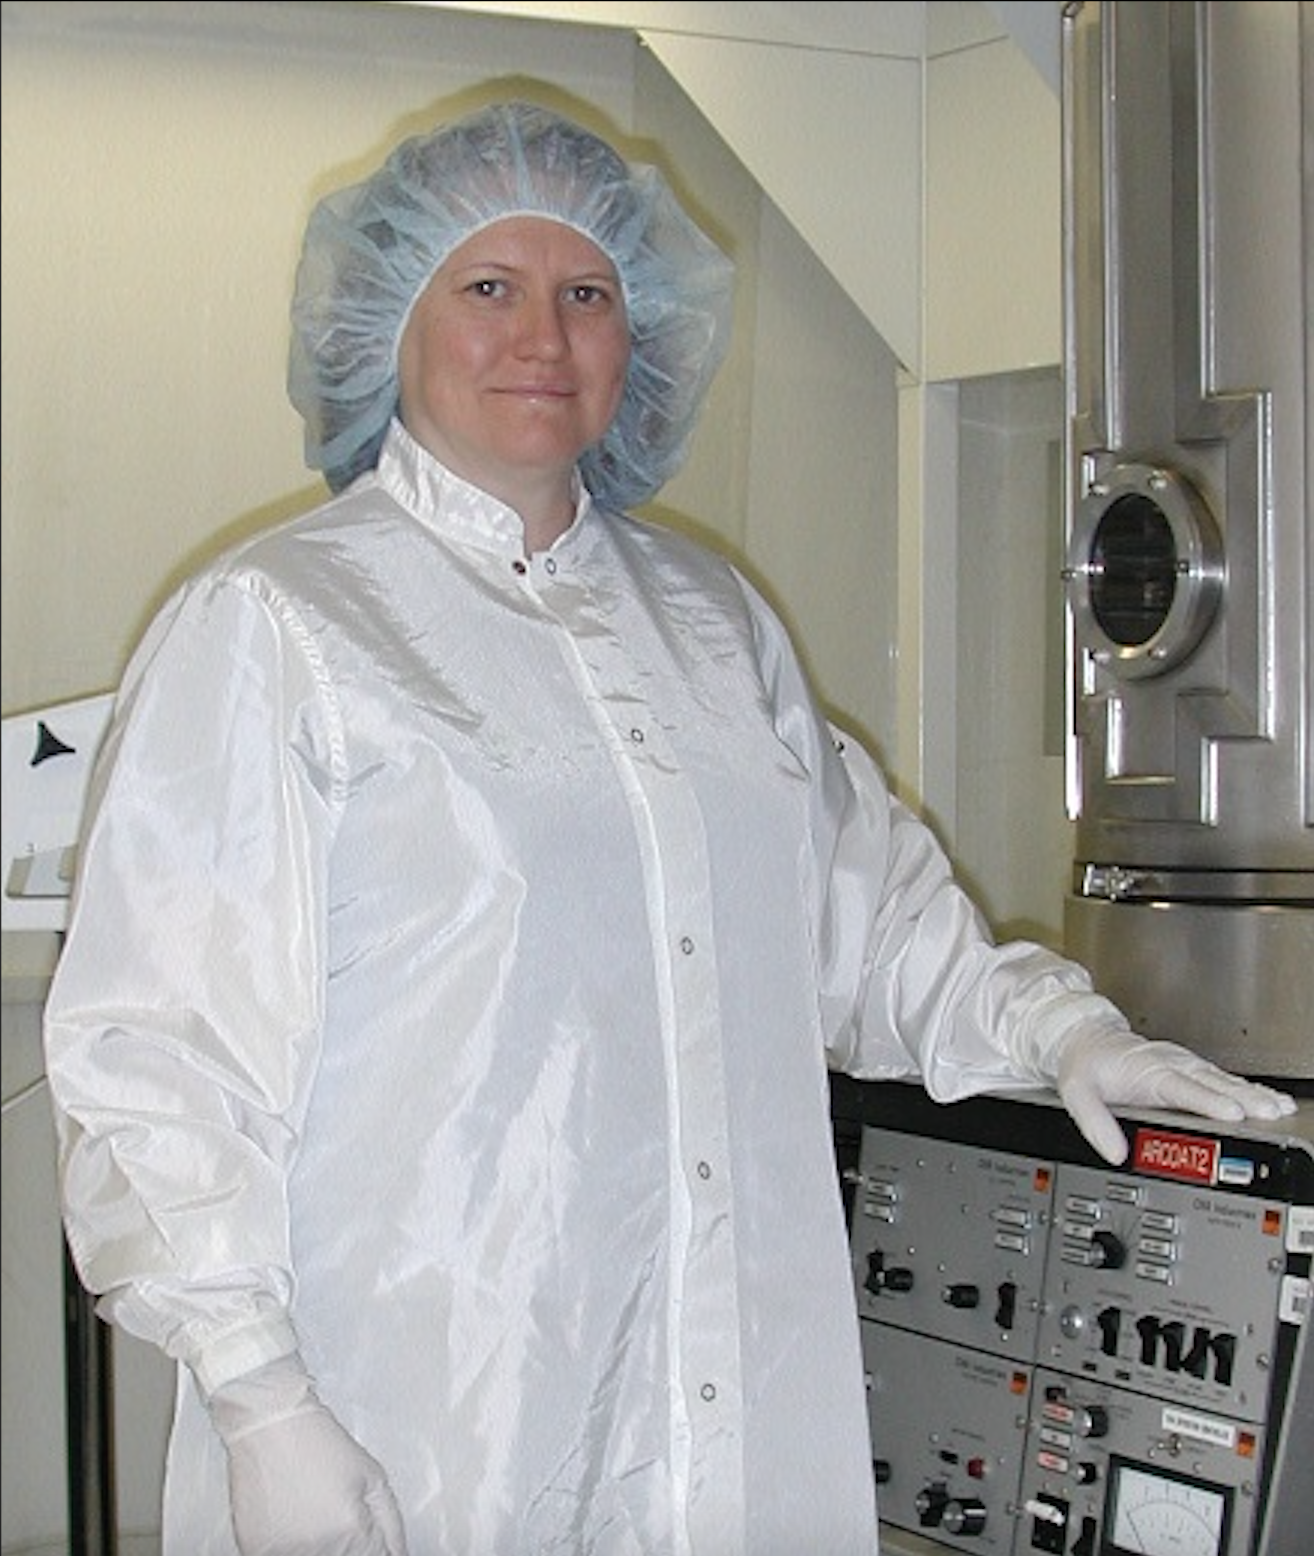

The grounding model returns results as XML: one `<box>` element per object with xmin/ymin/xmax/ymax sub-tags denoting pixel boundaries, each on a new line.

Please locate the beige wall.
<box><xmin>1</xmin><ymin>0</ymin><xmax>905</xmax><ymax>744</ymax></box>
<box><xmin>0</xmin><ymin>2</ymin><xmax>642</xmax><ymax>713</ymax></box>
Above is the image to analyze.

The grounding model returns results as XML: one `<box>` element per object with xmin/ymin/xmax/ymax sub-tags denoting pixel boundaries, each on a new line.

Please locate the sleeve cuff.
<box><xmin>189</xmin><ymin>1313</ymin><xmax>300</xmax><ymax>1400</ymax></box>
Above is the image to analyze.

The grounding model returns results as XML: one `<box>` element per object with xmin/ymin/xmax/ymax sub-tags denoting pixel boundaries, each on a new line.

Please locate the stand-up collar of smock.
<box><xmin>372</xmin><ymin>419</ymin><xmax>595</xmax><ymax>560</ymax></box>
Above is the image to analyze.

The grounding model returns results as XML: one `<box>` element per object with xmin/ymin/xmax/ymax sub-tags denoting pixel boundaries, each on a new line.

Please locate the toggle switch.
<box><xmin>1183</xmin><ymin>1326</ymin><xmax>1212</xmax><ymax>1380</ymax></box>
<box><xmin>1159</xmin><ymin>1320</ymin><xmax>1186</xmax><ymax>1372</ymax></box>
<box><xmin>1024</xmin><ymin>1497</ymin><xmax>1066</xmax><ymax>1526</ymax></box>
<box><xmin>1072</xmin><ymin>1514</ymin><xmax>1098</xmax><ymax>1556</ymax></box>
<box><xmin>1097</xmin><ymin>1306</ymin><xmax>1121</xmax><ymax>1356</ymax></box>
<box><xmin>1211</xmin><ymin>1331</ymin><xmax>1237</xmax><ymax>1386</ymax></box>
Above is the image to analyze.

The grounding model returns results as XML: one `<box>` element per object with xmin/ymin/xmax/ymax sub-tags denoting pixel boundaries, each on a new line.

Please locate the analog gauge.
<box><xmin>1106</xmin><ymin>1460</ymin><xmax>1229</xmax><ymax>1556</ymax></box>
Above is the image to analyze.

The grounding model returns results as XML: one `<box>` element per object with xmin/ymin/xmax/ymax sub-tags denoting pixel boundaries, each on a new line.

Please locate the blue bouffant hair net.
<box><xmin>288</xmin><ymin>100</ymin><xmax>735</xmax><ymax>507</ymax></box>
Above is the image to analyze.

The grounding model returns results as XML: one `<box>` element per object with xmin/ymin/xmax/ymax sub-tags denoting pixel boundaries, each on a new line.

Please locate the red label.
<box><xmin>1131</xmin><ymin>1128</ymin><xmax>1220</xmax><ymax>1185</ymax></box>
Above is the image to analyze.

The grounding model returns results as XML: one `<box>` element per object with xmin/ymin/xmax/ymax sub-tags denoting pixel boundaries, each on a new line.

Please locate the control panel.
<box><xmin>830</xmin><ymin>1079</ymin><xmax>1313</xmax><ymax>1556</ymax></box>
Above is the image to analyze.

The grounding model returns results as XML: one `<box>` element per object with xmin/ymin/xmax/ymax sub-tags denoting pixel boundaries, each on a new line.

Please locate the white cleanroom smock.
<box><xmin>44</xmin><ymin>422</ymin><xmax>1123</xmax><ymax>1555</ymax></box>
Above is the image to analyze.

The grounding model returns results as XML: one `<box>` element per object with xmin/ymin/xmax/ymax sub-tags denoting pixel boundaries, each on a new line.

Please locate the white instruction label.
<box><xmin>1161</xmin><ymin>1407</ymin><xmax>1237</xmax><ymax>1449</ymax></box>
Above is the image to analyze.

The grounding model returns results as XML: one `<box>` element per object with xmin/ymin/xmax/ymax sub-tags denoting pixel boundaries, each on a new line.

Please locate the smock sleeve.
<box><xmin>42</xmin><ymin>569</ymin><xmax>343</xmax><ymax>1395</ymax></box>
<box><xmin>819</xmin><ymin>730</ymin><xmax>1130</xmax><ymax>1099</ymax></box>
<box><xmin>737</xmin><ymin>570</ymin><xmax>1129</xmax><ymax>1100</ymax></box>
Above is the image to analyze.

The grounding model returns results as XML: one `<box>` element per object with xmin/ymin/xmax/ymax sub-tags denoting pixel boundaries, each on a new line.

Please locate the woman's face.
<box><xmin>398</xmin><ymin>216</ymin><xmax>630</xmax><ymax>512</ymax></box>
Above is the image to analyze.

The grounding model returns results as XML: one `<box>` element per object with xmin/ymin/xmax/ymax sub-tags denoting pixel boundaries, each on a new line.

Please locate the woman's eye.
<box><xmin>469</xmin><ymin>278</ymin><xmax>507</xmax><ymax>299</ymax></box>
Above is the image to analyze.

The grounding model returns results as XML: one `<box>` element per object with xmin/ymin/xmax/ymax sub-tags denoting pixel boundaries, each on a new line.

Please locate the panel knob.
<box><xmin>943</xmin><ymin>1497</ymin><xmax>987</xmax><ymax>1536</ymax></box>
<box><xmin>1090</xmin><ymin>1230</ymin><xmax>1126</xmax><ymax>1269</ymax></box>
<box><xmin>914</xmin><ymin>1484</ymin><xmax>949</xmax><ymax>1527</ymax></box>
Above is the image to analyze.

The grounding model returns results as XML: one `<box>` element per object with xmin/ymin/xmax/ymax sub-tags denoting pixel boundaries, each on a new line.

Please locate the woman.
<box><xmin>43</xmin><ymin>100</ymin><xmax>1294</xmax><ymax>1556</ymax></box>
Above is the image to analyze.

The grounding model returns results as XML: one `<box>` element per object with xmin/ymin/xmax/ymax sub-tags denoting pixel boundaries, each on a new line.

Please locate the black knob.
<box><xmin>1090</xmin><ymin>1230</ymin><xmax>1126</xmax><ymax>1269</ymax></box>
<box><xmin>872</xmin><ymin>1459</ymin><xmax>892</xmax><ymax>1484</ymax></box>
<box><xmin>863</xmin><ymin>1250</ymin><xmax>886</xmax><ymax>1296</ymax></box>
<box><xmin>915</xmin><ymin>1484</ymin><xmax>949</xmax><ymax>1527</ymax></box>
<box><xmin>1074</xmin><ymin>1404</ymin><xmax>1109</xmax><ymax>1439</ymax></box>
<box><xmin>943</xmin><ymin>1283</ymin><xmax>981</xmax><ymax>1309</ymax></box>
<box><xmin>943</xmin><ymin>1497</ymin><xmax>987</xmax><ymax>1536</ymax></box>
<box><xmin>883</xmin><ymin>1266</ymin><xmax>915</xmax><ymax>1293</ymax></box>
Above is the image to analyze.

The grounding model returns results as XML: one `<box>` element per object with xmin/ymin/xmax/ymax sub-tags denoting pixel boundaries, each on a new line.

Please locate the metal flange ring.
<box><xmin>1064</xmin><ymin>461</ymin><xmax>1224</xmax><ymax>678</ymax></box>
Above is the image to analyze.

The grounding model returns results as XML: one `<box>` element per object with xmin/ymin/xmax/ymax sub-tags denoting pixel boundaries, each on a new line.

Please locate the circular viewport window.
<box><xmin>1066</xmin><ymin>463</ymin><xmax>1223</xmax><ymax>678</ymax></box>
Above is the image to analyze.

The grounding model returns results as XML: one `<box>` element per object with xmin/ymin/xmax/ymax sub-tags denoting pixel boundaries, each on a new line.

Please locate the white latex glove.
<box><xmin>208</xmin><ymin>1353</ymin><xmax>408</xmax><ymax>1556</ymax></box>
<box><xmin>1055</xmin><ymin>1027</ymin><xmax>1297</xmax><ymax>1165</ymax></box>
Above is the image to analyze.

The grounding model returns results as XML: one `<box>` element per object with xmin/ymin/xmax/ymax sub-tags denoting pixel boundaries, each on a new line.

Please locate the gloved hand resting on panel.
<box><xmin>208</xmin><ymin>1352</ymin><xmax>408</xmax><ymax>1556</ymax></box>
<box><xmin>1050</xmin><ymin>1026</ymin><xmax>1297</xmax><ymax>1165</ymax></box>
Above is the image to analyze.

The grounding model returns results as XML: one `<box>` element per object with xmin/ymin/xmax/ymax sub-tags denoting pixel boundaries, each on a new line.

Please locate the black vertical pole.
<box><xmin>63</xmin><ymin>1240</ymin><xmax>117</xmax><ymax>1556</ymax></box>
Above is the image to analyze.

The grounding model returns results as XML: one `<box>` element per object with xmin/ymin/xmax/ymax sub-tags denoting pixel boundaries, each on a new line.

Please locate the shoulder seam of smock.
<box><xmin>220</xmin><ymin>564</ymin><xmax>351</xmax><ymax>814</ymax></box>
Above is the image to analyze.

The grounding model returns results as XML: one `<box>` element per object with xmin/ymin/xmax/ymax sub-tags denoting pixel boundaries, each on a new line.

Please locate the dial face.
<box><xmin>1107</xmin><ymin>1462</ymin><xmax>1228</xmax><ymax>1556</ymax></box>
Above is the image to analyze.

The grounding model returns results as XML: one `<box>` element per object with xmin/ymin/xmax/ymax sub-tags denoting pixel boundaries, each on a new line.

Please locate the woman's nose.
<box><xmin>515</xmin><ymin>294</ymin><xmax>569</xmax><ymax>357</ymax></box>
